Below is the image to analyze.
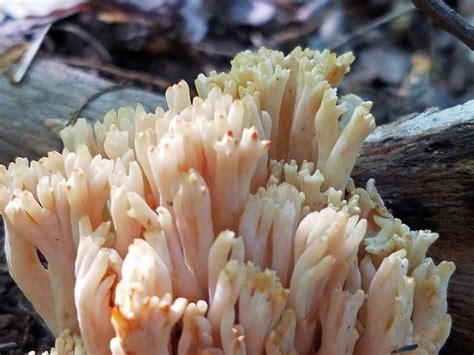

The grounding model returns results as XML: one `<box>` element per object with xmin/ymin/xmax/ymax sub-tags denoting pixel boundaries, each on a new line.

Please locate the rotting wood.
<box><xmin>0</xmin><ymin>58</ymin><xmax>472</xmax><ymax>353</ymax></box>
<box><xmin>353</xmin><ymin>100</ymin><xmax>474</xmax><ymax>354</ymax></box>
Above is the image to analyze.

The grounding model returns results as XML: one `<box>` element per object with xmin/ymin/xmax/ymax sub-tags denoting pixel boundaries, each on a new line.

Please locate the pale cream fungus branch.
<box><xmin>0</xmin><ymin>47</ymin><xmax>454</xmax><ymax>355</ymax></box>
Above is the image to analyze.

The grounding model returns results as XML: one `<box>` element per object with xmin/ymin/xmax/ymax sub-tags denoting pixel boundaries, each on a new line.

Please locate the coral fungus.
<box><xmin>0</xmin><ymin>47</ymin><xmax>454</xmax><ymax>355</ymax></box>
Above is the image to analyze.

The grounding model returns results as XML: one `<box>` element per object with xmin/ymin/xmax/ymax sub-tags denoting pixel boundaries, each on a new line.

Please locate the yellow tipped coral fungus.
<box><xmin>1</xmin><ymin>47</ymin><xmax>454</xmax><ymax>355</ymax></box>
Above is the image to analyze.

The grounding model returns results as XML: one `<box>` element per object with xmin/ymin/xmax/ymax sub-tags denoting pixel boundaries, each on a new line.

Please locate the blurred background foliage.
<box><xmin>0</xmin><ymin>0</ymin><xmax>473</xmax><ymax>125</ymax></box>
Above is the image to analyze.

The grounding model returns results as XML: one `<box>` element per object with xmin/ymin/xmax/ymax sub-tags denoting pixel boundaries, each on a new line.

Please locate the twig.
<box><xmin>330</xmin><ymin>4</ymin><xmax>416</xmax><ymax>51</ymax></box>
<box><xmin>52</xmin><ymin>22</ymin><xmax>113</xmax><ymax>62</ymax></box>
<box><xmin>411</xmin><ymin>0</ymin><xmax>474</xmax><ymax>49</ymax></box>
<box><xmin>47</xmin><ymin>55</ymin><xmax>172</xmax><ymax>91</ymax></box>
<box><xmin>44</xmin><ymin>83</ymin><xmax>126</xmax><ymax>133</ymax></box>
<box><xmin>67</xmin><ymin>84</ymin><xmax>126</xmax><ymax>126</ymax></box>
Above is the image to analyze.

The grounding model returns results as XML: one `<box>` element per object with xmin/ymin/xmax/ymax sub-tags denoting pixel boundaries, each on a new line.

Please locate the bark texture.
<box><xmin>353</xmin><ymin>100</ymin><xmax>474</xmax><ymax>353</ymax></box>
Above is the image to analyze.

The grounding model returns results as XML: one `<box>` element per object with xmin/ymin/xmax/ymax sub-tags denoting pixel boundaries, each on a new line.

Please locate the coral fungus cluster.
<box><xmin>0</xmin><ymin>48</ymin><xmax>454</xmax><ymax>355</ymax></box>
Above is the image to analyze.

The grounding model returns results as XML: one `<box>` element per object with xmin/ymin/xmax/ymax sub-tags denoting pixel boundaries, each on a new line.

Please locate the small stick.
<box><xmin>330</xmin><ymin>4</ymin><xmax>416</xmax><ymax>51</ymax></box>
<box><xmin>53</xmin><ymin>22</ymin><xmax>113</xmax><ymax>62</ymax></box>
<box><xmin>411</xmin><ymin>0</ymin><xmax>474</xmax><ymax>49</ymax></box>
<box><xmin>48</xmin><ymin>55</ymin><xmax>172</xmax><ymax>91</ymax></box>
<box><xmin>67</xmin><ymin>84</ymin><xmax>126</xmax><ymax>127</ymax></box>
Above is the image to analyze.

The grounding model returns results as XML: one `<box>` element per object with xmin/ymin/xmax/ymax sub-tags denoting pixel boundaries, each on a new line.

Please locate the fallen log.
<box><xmin>0</xmin><ymin>58</ymin><xmax>472</xmax><ymax>353</ymax></box>
<box><xmin>0</xmin><ymin>58</ymin><xmax>166</xmax><ymax>163</ymax></box>
<box><xmin>352</xmin><ymin>100</ymin><xmax>474</xmax><ymax>353</ymax></box>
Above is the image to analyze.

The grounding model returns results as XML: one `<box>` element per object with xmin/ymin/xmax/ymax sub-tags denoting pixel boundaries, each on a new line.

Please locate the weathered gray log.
<box><xmin>352</xmin><ymin>100</ymin><xmax>474</xmax><ymax>354</ymax></box>
<box><xmin>0</xmin><ymin>58</ymin><xmax>473</xmax><ymax>353</ymax></box>
<box><xmin>0</xmin><ymin>58</ymin><xmax>166</xmax><ymax>163</ymax></box>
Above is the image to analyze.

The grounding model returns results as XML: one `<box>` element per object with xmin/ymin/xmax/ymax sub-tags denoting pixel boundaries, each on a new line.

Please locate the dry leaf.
<box><xmin>0</xmin><ymin>42</ymin><xmax>28</xmax><ymax>75</ymax></box>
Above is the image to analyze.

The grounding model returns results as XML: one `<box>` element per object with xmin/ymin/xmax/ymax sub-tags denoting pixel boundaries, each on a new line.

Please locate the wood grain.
<box><xmin>0</xmin><ymin>58</ymin><xmax>472</xmax><ymax>353</ymax></box>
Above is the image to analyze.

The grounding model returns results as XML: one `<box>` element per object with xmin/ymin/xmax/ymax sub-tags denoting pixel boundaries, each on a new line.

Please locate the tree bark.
<box><xmin>353</xmin><ymin>100</ymin><xmax>474</xmax><ymax>353</ymax></box>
